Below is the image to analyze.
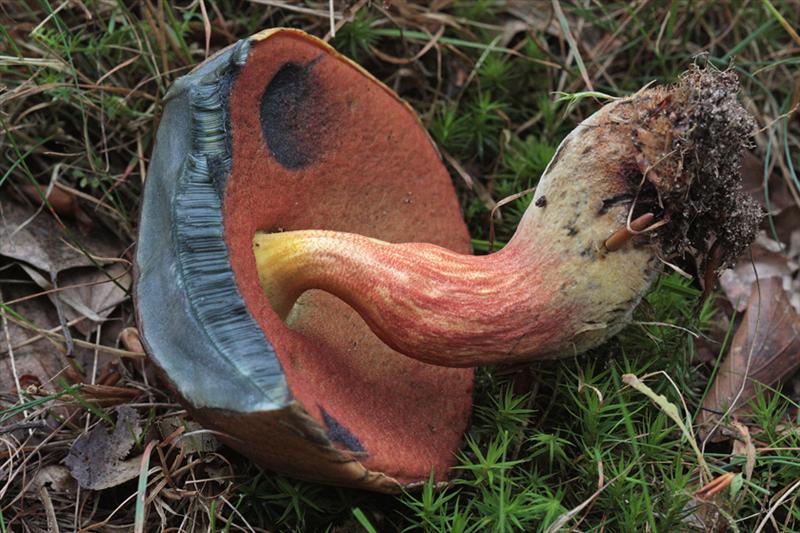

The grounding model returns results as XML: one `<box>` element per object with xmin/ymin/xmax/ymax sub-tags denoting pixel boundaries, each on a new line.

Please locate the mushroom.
<box><xmin>136</xmin><ymin>29</ymin><xmax>473</xmax><ymax>492</ymax></box>
<box><xmin>253</xmin><ymin>66</ymin><xmax>762</xmax><ymax>367</ymax></box>
<box><xmin>136</xmin><ymin>28</ymin><xmax>760</xmax><ymax>492</ymax></box>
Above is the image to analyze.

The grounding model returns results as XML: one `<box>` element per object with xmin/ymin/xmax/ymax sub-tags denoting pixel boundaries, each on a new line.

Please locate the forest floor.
<box><xmin>1</xmin><ymin>1</ymin><xmax>800</xmax><ymax>531</ymax></box>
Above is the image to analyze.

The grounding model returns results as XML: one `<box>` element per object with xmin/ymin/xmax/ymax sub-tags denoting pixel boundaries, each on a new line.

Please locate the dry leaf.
<box><xmin>119</xmin><ymin>327</ymin><xmax>144</xmax><ymax>353</ymax></box>
<box><xmin>701</xmin><ymin>278</ymin><xmax>800</xmax><ymax>440</ymax></box>
<box><xmin>64</xmin><ymin>405</ymin><xmax>144</xmax><ymax>490</ymax></box>
<box><xmin>0</xmin><ymin>284</ymin><xmax>66</xmax><ymax>396</ymax></box>
<box><xmin>16</xmin><ymin>183</ymin><xmax>93</xmax><ymax>227</ymax></box>
<box><xmin>157</xmin><ymin>416</ymin><xmax>220</xmax><ymax>454</ymax></box>
<box><xmin>623</xmin><ymin>373</ymin><xmax>710</xmax><ymax>476</ymax></box>
<box><xmin>719</xmin><ymin>234</ymin><xmax>795</xmax><ymax>312</ymax></box>
<box><xmin>0</xmin><ymin>200</ymin><xmax>121</xmax><ymax>275</ymax></box>
<box><xmin>78</xmin><ymin>384</ymin><xmax>141</xmax><ymax>406</ymax></box>
<box><xmin>731</xmin><ymin>421</ymin><xmax>756</xmax><ymax>481</ymax></box>
<box><xmin>56</xmin><ymin>264</ymin><xmax>131</xmax><ymax>333</ymax></box>
<box><xmin>28</xmin><ymin>465</ymin><xmax>77</xmax><ymax>495</ymax></box>
<box><xmin>771</xmin><ymin>205</ymin><xmax>800</xmax><ymax>247</ymax></box>
<box><xmin>740</xmin><ymin>151</ymin><xmax>795</xmax><ymax>215</ymax></box>
<box><xmin>21</xmin><ymin>263</ymin><xmax>131</xmax><ymax>336</ymax></box>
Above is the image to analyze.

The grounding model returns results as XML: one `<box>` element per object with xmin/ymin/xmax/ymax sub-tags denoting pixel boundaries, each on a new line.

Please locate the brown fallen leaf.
<box><xmin>119</xmin><ymin>327</ymin><xmax>144</xmax><ymax>353</ymax></box>
<box><xmin>770</xmin><ymin>204</ymin><xmax>800</xmax><ymax>247</ymax></box>
<box><xmin>58</xmin><ymin>264</ymin><xmax>131</xmax><ymax>331</ymax></box>
<box><xmin>21</xmin><ymin>263</ymin><xmax>131</xmax><ymax>336</ymax></box>
<box><xmin>0</xmin><ymin>284</ymin><xmax>67</xmax><ymax>397</ymax></box>
<box><xmin>740</xmin><ymin>150</ymin><xmax>795</xmax><ymax>215</ymax></box>
<box><xmin>27</xmin><ymin>464</ymin><xmax>77</xmax><ymax>495</ymax></box>
<box><xmin>79</xmin><ymin>383</ymin><xmax>141</xmax><ymax>402</ymax></box>
<box><xmin>157</xmin><ymin>416</ymin><xmax>220</xmax><ymax>454</ymax></box>
<box><xmin>719</xmin><ymin>234</ymin><xmax>794</xmax><ymax>312</ymax></box>
<box><xmin>0</xmin><ymin>200</ymin><xmax>121</xmax><ymax>275</ymax></box>
<box><xmin>700</xmin><ymin>277</ymin><xmax>800</xmax><ymax>440</ymax></box>
<box><xmin>64</xmin><ymin>405</ymin><xmax>143</xmax><ymax>490</ymax></box>
<box><xmin>789</xmin><ymin>228</ymin><xmax>800</xmax><ymax>263</ymax></box>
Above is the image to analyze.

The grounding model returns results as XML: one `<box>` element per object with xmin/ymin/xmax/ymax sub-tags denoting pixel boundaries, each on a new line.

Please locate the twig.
<box><xmin>3</xmin><ymin>313</ymin><xmax>144</xmax><ymax>358</ymax></box>
<box><xmin>0</xmin><ymin>287</ymin><xmax>26</xmax><ymax>411</ymax></box>
<box><xmin>0</xmin><ymin>419</ymin><xmax>48</xmax><ymax>434</ymax></box>
<box><xmin>49</xmin><ymin>270</ymin><xmax>74</xmax><ymax>357</ymax></box>
<box><xmin>754</xmin><ymin>477</ymin><xmax>800</xmax><ymax>533</ymax></box>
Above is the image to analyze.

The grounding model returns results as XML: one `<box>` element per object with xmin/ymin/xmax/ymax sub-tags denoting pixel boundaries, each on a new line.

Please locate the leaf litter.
<box><xmin>0</xmin><ymin>282</ymin><xmax>67</xmax><ymax>397</ymax></box>
<box><xmin>719</xmin><ymin>233</ymin><xmax>797</xmax><ymax>313</ymax></box>
<box><xmin>21</xmin><ymin>262</ymin><xmax>131</xmax><ymax>336</ymax></box>
<box><xmin>701</xmin><ymin>277</ymin><xmax>800</xmax><ymax>441</ymax></box>
<box><xmin>64</xmin><ymin>405</ymin><xmax>143</xmax><ymax>490</ymax></box>
<box><xmin>0</xmin><ymin>200</ymin><xmax>122</xmax><ymax>275</ymax></box>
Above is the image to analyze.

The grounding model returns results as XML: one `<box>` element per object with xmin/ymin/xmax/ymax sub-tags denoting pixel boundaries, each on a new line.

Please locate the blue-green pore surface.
<box><xmin>135</xmin><ymin>38</ymin><xmax>290</xmax><ymax>412</ymax></box>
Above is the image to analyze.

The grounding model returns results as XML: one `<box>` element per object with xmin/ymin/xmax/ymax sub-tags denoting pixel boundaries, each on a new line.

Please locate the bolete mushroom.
<box><xmin>252</xmin><ymin>65</ymin><xmax>762</xmax><ymax>366</ymax></box>
<box><xmin>136</xmin><ymin>29</ymin><xmax>473</xmax><ymax>492</ymax></box>
<box><xmin>136</xmin><ymin>28</ymin><xmax>760</xmax><ymax>492</ymax></box>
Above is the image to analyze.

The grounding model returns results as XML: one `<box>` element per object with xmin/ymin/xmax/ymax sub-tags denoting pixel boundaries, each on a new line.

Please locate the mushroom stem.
<box><xmin>252</xmin><ymin>69</ymin><xmax>759</xmax><ymax>367</ymax></box>
<box><xmin>254</xmin><ymin>228</ymin><xmax>568</xmax><ymax>366</ymax></box>
<box><xmin>252</xmin><ymin>94</ymin><xmax>661</xmax><ymax>367</ymax></box>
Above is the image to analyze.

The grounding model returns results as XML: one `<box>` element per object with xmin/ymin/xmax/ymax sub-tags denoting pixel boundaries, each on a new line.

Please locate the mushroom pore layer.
<box><xmin>252</xmin><ymin>67</ymin><xmax>760</xmax><ymax>367</ymax></box>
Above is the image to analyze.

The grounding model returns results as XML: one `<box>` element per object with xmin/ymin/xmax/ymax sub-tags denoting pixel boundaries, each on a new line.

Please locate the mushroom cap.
<box><xmin>134</xmin><ymin>29</ymin><xmax>474</xmax><ymax>491</ymax></box>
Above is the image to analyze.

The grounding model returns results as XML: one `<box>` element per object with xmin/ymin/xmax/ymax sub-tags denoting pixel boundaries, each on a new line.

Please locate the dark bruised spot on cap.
<box><xmin>320</xmin><ymin>406</ymin><xmax>366</xmax><ymax>453</ymax></box>
<box><xmin>259</xmin><ymin>56</ymin><xmax>329</xmax><ymax>170</ymax></box>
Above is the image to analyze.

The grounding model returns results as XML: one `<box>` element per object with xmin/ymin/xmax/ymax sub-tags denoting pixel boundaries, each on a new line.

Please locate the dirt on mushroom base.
<box><xmin>634</xmin><ymin>65</ymin><xmax>763</xmax><ymax>270</ymax></box>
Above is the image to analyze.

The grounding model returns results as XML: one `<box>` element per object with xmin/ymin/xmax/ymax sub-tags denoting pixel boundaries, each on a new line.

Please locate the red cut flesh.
<box><xmin>223</xmin><ymin>32</ymin><xmax>474</xmax><ymax>483</ymax></box>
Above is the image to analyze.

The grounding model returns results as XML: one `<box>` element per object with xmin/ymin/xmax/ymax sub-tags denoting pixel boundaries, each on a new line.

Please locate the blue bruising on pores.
<box><xmin>170</xmin><ymin>38</ymin><xmax>288</xmax><ymax>407</ymax></box>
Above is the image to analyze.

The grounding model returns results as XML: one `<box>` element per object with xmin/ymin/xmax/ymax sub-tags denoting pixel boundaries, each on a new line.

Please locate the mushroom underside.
<box><xmin>136</xmin><ymin>29</ymin><xmax>476</xmax><ymax>488</ymax></box>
